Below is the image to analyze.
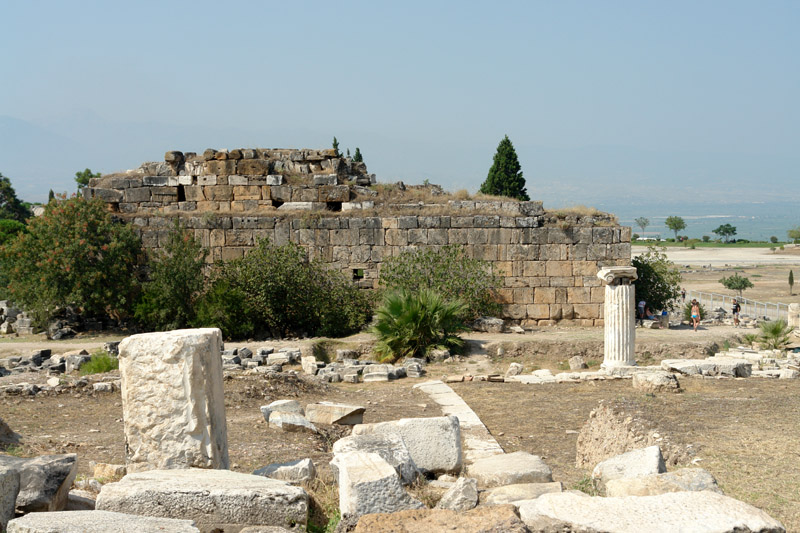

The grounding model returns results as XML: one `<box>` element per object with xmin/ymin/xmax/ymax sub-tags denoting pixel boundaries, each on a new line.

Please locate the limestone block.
<box><xmin>123</xmin><ymin>187</ymin><xmax>151</xmax><ymax>203</ymax></box>
<box><xmin>204</xmin><ymin>160</ymin><xmax>236</xmax><ymax>175</ymax></box>
<box><xmin>0</xmin><ymin>454</ymin><xmax>77</xmax><ymax>512</ymax></box>
<box><xmin>7</xmin><ymin>510</ymin><xmax>199</xmax><ymax>533</ymax></box>
<box><xmin>592</xmin><ymin>445</ymin><xmax>666</xmax><ymax>488</ymax></box>
<box><xmin>268</xmin><ymin>412</ymin><xmax>318</xmax><ymax>433</ymax></box>
<box><xmin>305</xmin><ymin>402</ymin><xmax>365</xmax><ymax>425</ymax></box>
<box><xmin>353</xmin><ymin>505</ymin><xmax>529</xmax><ymax>533</ymax></box>
<box><xmin>483</xmin><ymin>482</ymin><xmax>563</xmax><ymax>505</ymax></box>
<box><xmin>233</xmin><ymin>185</ymin><xmax>262</xmax><ymax>200</ymax></box>
<box><xmin>238</xmin><ymin>159</ymin><xmax>271</xmax><ymax>175</ymax></box>
<box><xmin>332</xmin><ymin>433</ymin><xmax>419</xmax><ymax>485</ymax></box>
<box><xmin>632</xmin><ymin>371</ymin><xmax>681</xmax><ymax>393</ymax></box>
<box><xmin>435</xmin><ymin>477</ymin><xmax>478</xmax><ymax>511</ymax></box>
<box><xmin>518</xmin><ymin>491</ymin><xmax>785</xmax><ymax>533</ymax></box>
<box><xmin>320</xmin><ymin>185</ymin><xmax>350</xmax><ymax>202</ymax></box>
<box><xmin>96</xmin><ymin>469</ymin><xmax>308</xmax><ymax>531</ymax></box>
<box><xmin>1</xmin><ymin>466</ymin><xmax>20</xmax><ymax>531</ymax></box>
<box><xmin>291</xmin><ymin>188</ymin><xmax>319</xmax><ymax>202</ymax></box>
<box><xmin>661</xmin><ymin>358</ymin><xmax>752</xmax><ymax>377</ymax></box>
<box><xmin>330</xmin><ymin>451</ymin><xmax>424</xmax><ymax>519</ymax></box>
<box><xmin>605</xmin><ymin>468</ymin><xmax>721</xmax><ymax>497</ymax></box>
<box><xmin>466</xmin><ymin>451</ymin><xmax>552</xmax><ymax>488</ymax></box>
<box><xmin>352</xmin><ymin>416</ymin><xmax>462</xmax><ymax>475</ymax></box>
<box><xmin>205</xmin><ymin>185</ymin><xmax>234</xmax><ymax>201</ymax></box>
<box><xmin>197</xmin><ymin>175</ymin><xmax>218</xmax><ymax>186</ymax></box>
<box><xmin>253</xmin><ymin>458</ymin><xmax>316</xmax><ymax>484</ymax></box>
<box><xmin>118</xmin><ymin>329</ymin><xmax>229</xmax><ymax>472</ymax></box>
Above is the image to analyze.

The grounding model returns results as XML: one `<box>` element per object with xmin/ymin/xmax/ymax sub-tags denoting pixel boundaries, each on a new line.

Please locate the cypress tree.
<box><xmin>353</xmin><ymin>147</ymin><xmax>363</xmax><ymax>163</ymax></box>
<box><xmin>480</xmin><ymin>135</ymin><xmax>529</xmax><ymax>201</ymax></box>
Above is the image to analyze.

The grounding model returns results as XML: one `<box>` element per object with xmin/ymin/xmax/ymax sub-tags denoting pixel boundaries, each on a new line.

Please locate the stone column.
<box><xmin>118</xmin><ymin>328</ymin><xmax>229</xmax><ymax>472</ymax></box>
<box><xmin>597</xmin><ymin>267</ymin><xmax>638</xmax><ymax>368</ymax></box>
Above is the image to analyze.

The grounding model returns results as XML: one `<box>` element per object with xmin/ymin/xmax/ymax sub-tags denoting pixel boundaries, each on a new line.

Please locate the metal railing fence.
<box><xmin>684</xmin><ymin>290</ymin><xmax>788</xmax><ymax>321</ymax></box>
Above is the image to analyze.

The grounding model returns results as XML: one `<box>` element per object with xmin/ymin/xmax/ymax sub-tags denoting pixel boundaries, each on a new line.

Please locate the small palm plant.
<box><xmin>740</xmin><ymin>333</ymin><xmax>759</xmax><ymax>348</ymax></box>
<box><xmin>758</xmin><ymin>319</ymin><xmax>794</xmax><ymax>350</ymax></box>
<box><xmin>372</xmin><ymin>290</ymin><xmax>469</xmax><ymax>364</ymax></box>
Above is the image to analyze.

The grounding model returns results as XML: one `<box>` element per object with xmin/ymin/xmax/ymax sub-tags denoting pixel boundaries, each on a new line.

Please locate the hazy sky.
<box><xmin>1</xmin><ymin>1</ymin><xmax>798</xmax><ymax>217</ymax></box>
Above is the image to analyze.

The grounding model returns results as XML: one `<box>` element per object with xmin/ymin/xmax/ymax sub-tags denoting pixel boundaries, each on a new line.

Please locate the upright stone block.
<box><xmin>118</xmin><ymin>329</ymin><xmax>229</xmax><ymax>472</ymax></box>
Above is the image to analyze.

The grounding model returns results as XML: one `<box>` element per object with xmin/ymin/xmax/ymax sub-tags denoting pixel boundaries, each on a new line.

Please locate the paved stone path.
<box><xmin>413</xmin><ymin>380</ymin><xmax>504</xmax><ymax>463</ymax></box>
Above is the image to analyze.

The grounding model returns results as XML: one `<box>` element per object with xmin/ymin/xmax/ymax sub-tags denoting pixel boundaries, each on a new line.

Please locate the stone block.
<box><xmin>143</xmin><ymin>176</ymin><xmax>178</xmax><ymax>187</ymax></box>
<box><xmin>435</xmin><ymin>477</ymin><xmax>478</xmax><ymax>511</ymax></box>
<box><xmin>269</xmin><ymin>412</ymin><xmax>318</xmax><ymax>433</ymax></box>
<box><xmin>632</xmin><ymin>371</ymin><xmax>681</xmax><ymax>393</ymax></box>
<box><xmin>605</xmin><ymin>468</ymin><xmax>721</xmax><ymax>497</ymax></box>
<box><xmin>483</xmin><ymin>481</ymin><xmax>563</xmax><ymax>505</ymax></box>
<box><xmin>330</xmin><ymin>452</ymin><xmax>424</xmax><ymax>519</ymax></box>
<box><xmin>0</xmin><ymin>454</ymin><xmax>77</xmax><ymax>513</ymax></box>
<box><xmin>332</xmin><ymin>433</ymin><xmax>419</xmax><ymax>485</ymax></box>
<box><xmin>205</xmin><ymin>185</ymin><xmax>234</xmax><ymax>201</ymax></box>
<box><xmin>313</xmin><ymin>174</ymin><xmax>338</xmax><ymax>186</ymax></box>
<box><xmin>353</xmin><ymin>505</ymin><xmax>529</xmax><ymax>533</ymax></box>
<box><xmin>352</xmin><ymin>416</ymin><xmax>462</xmax><ymax>475</ymax></box>
<box><xmin>466</xmin><ymin>451</ymin><xmax>552</xmax><ymax>488</ymax></box>
<box><xmin>238</xmin><ymin>159</ymin><xmax>271</xmax><ymax>175</ymax></box>
<box><xmin>233</xmin><ymin>185</ymin><xmax>262</xmax><ymax>200</ymax></box>
<box><xmin>1</xmin><ymin>466</ymin><xmax>20</xmax><ymax>531</ymax></box>
<box><xmin>518</xmin><ymin>491</ymin><xmax>785</xmax><ymax>533</ymax></box>
<box><xmin>204</xmin><ymin>160</ymin><xmax>237</xmax><ymax>175</ymax></box>
<box><xmin>253</xmin><ymin>458</ymin><xmax>316</xmax><ymax>484</ymax></box>
<box><xmin>592</xmin><ymin>445</ymin><xmax>666</xmax><ymax>489</ymax></box>
<box><xmin>320</xmin><ymin>185</ymin><xmax>350</xmax><ymax>202</ymax></box>
<box><xmin>124</xmin><ymin>187</ymin><xmax>151</xmax><ymax>203</ymax></box>
<box><xmin>305</xmin><ymin>402</ymin><xmax>365</xmax><ymax>425</ymax></box>
<box><xmin>96</xmin><ymin>469</ymin><xmax>308</xmax><ymax>531</ymax></box>
<box><xmin>7</xmin><ymin>510</ymin><xmax>199</xmax><ymax>532</ymax></box>
<box><xmin>197</xmin><ymin>175</ymin><xmax>218</xmax><ymax>186</ymax></box>
<box><xmin>183</xmin><ymin>186</ymin><xmax>205</xmax><ymax>202</ymax></box>
<box><xmin>118</xmin><ymin>329</ymin><xmax>228</xmax><ymax>472</ymax></box>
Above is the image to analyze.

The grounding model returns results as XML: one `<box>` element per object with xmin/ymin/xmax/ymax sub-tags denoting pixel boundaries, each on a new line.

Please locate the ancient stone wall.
<box><xmin>86</xmin><ymin>148</ymin><xmax>631</xmax><ymax>325</ymax></box>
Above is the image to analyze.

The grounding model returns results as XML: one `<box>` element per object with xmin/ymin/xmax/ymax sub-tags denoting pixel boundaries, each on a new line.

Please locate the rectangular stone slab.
<box><xmin>305</xmin><ymin>402</ymin><xmax>365</xmax><ymax>425</ymax></box>
<box><xmin>7</xmin><ymin>510</ymin><xmax>199</xmax><ymax>532</ymax></box>
<box><xmin>118</xmin><ymin>328</ymin><xmax>229</xmax><ymax>472</ymax></box>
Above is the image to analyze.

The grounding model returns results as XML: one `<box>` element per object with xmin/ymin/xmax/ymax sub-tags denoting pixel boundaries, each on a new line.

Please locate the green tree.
<box><xmin>479</xmin><ymin>135</ymin><xmax>529</xmax><ymax>201</ymax></box>
<box><xmin>789</xmin><ymin>270</ymin><xmax>794</xmax><ymax>295</ymax></box>
<box><xmin>631</xmin><ymin>245</ymin><xmax>682</xmax><ymax>311</ymax></box>
<box><xmin>48</xmin><ymin>190</ymin><xmax>55</xmax><ymax>203</ymax></box>
<box><xmin>0</xmin><ymin>197</ymin><xmax>143</xmax><ymax>325</ymax></box>
<box><xmin>380</xmin><ymin>245</ymin><xmax>500</xmax><ymax>320</ymax></box>
<box><xmin>0</xmin><ymin>173</ymin><xmax>31</xmax><ymax>222</ymax></box>
<box><xmin>0</xmin><ymin>219</ymin><xmax>26</xmax><ymax>246</ymax></box>
<box><xmin>712</xmin><ymin>223</ymin><xmax>737</xmax><ymax>243</ymax></box>
<box><xmin>664</xmin><ymin>216</ymin><xmax>686</xmax><ymax>240</ymax></box>
<box><xmin>634</xmin><ymin>217</ymin><xmax>649</xmax><ymax>235</ymax></box>
<box><xmin>134</xmin><ymin>220</ymin><xmax>208</xmax><ymax>330</ymax></box>
<box><xmin>75</xmin><ymin>168</ymin><xmax>102</xmax><ymax>190</ymax></box>
<box><xmin>788</xmin><ymin>226</ymin><xmax>800</xmax><ymax>244</ymax></box>
<box><xmin>352</xmin><ymin>147</ymin><xmax>363</xmax><ymax>163</ymax></box>
<box><xmin>719</xmin><ymin>273</ymin><xmax>753</xmax><ymax>298</ymax></box>
<box><xmin>332</xmin><ymin>137</ymin><xmax>340</xmax><ymax>157</ymax></box>
<box><xmin>372</xmin><ymin>290</ymin><xmax>469</xmax><ymax>363</ymax></box>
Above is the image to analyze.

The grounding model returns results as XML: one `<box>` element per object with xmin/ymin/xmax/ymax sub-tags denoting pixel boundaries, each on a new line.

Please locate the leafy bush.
<box><xmin>759</xmin><ymin>319</ymin><xmax>793</xmax><ymax>350</ymax></box>
<box><xmin>217</xmin><ymin>239</ymin><xmax>372</xmax><ymax>338</ymax></box>
<box><xmin>372</xmin><ymin>290</ymin><xmax>468</xmax><ymax>363</ymax></box>
<box><xmin>719</xmin><ymin>273</ymin><xmax>753</xmax><ymax>297</ymax></box>
<box><xmin>683</xmin><ymin>301</ymin><xmax>707</xmax><ymax>322</ymax></box>
<box><xmin>0</xmin><ymin>197</ymin><xmax>143</xmax><ymax>325</ymax></box>
<box><xmin>135</xmin><ymin>221</ymin><xmax>207</xmax><ymax>330</ymax></box>
<box><xmin>380</xmin><ymin>245</ymin><xmax>500</xmax><ymax>319</ymax></box>
<box><xmin>702</xmin><ymin>235</ymin><xmax>710</xmax><ymax>242</ymax></box>
<box><xmin>632</xmin><ymin>246</ymin><xmax>682</xmax><ymax>311</ymax></box>
<box><xmin>0</xmin><ymin>219</ymin><xmax>25</xmax><ymax>246</ymax></box>
<box><xmin>770</xmin><ymin>236</ymin><xmax>778</xmax><ymax>243</ymax></box>
<box><xmin>192</xmin><ymin>279</ymin><xmax>254</xmax><ymax>340</ymax></box>
<box><xmin>80</xmin><ymin>350</ymin><xmax>119</xmax><ymax>375</ymax></box>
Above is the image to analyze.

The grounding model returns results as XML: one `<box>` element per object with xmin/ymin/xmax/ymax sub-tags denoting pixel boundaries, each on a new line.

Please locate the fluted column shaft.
<box><xmin>597</xmin><ymin>266</ymin><xmax>638</xmax><ymax>369</ymax></box>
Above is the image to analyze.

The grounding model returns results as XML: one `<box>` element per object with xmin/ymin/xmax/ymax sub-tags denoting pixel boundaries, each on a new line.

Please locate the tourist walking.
<box><xmin>732</xmin><ymin>299</ymin><xmax>741</xmax><ymax>328</ymax></box>
<box><xmin>691</xmin><ymin>299</ymin><xmax>701</xmax><ymax>332</ymax></box>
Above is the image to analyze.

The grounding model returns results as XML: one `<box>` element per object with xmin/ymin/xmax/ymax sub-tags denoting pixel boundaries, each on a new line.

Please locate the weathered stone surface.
<box><xmin>473</xmin><ymin>316</ymin><xmax>505</xmax><ymax>333</ymax></box>
<box><xmin>569</xmin><ymin>355</ymin><xmax>588</xmax><ymax>370</ymax></box>
<box><xmin>0</xmin><ymin>417</ymin><xmax>18</xmax><ymax>444</ymax></box>
<box><xmin>268</xmin><ymin>412</ymin><xmax>318</xmax><ymax>433</ymax></box>
<box><xmin>261</xmin><ymin>399</ymin><xmax>303</xmax><ymax>422</ymax></box>
<box><xmin>591</xmin><ymin>445</ymin><xmax>666</xmax><ymax>488</ymax></box>
<box><xmin>467</xmin><ymin>451</ymin><xmax>553</xmax><ymax>488</ymax></box>
<box><xmin>333</xmin><ymin>433</ymin><xmax>418</xmax><ymax>485</ymax></box>
<box><xmin>253</xmin><ymin>458</ymin><xmax>316</xmax><ymax>484</ymax></box>
<box><xmin>661</xmin><ymin>357</ymin><xmax>752</xmax><ymax>377</ymax></box>
<box><xmin>605</xmin><ymin>467</ymin><xmax>721</xmax><ymax>497</ymax></box>
<box><xmin>330</xmin><ymin>451</ymin><xmax>423</xmax><ymax>519</ymax></box>
<box><xmin>0</xmin><ymin>454</ymin><xmax>77</xmax><ymax>512</ymax></box>
<box><xmin>505</xmin><ymin>362</ymin><xmax>524</xmax><ymax>377</ymax></box>
<box><xmin>96</xmin><ymin>468</ymin><xmax>308</xmax><ymax>531</ymax></box>
<box><xmin>518</xmin><ymin>491</ymin><xmax>785</xmax><ymax>533</ymax></box>
<box><xmin>65</xmin><ymin>489</ymin><xmax>95</xmax><ymax>511</ymax></box>
<box><xmin>92</xmin><ymin>462</ymin><xmax>127</xmax><ymax>480</ymax></box>
<box><xmin>779</xmin><ymin>368</ymin><xmax>799</xmax><ymax>379</ymax></box>
<box><xmin>305</xmin><ymin>402</ymin><xmax>365</xmax><ymax>425</ymax></box>
<box><xmin>353</xmin><ymin>504</ymin><xmax>530</xmax><ymax>533</ymax></box>
<box><xmin>632</xmin><ymin>371</ymin><xmax>681</xmax><ymax>393</ymax></box>
<box><xmin>483</xmin><ymin>482</ymin><xmax>563</xmax><ymax>505</ymax></box>
<box><xmin>1</xmin><ymin>466</ymin><xmax>20</xmax><ymax>531</ymax></box>
<box><xmin>352</xmin><ymin>416</ymin><xmax>462</xmax><ymax>475</ymax></box>
<box><xmin>435</xmin><ymin>477</ymin><xmax>478</xmax><ymax>511</ymax></box>
<box><xmin>118</xmin><ymin>329</ymin><xmax>228</xmax><ymax>472</ymax></box>
<box><xmin>7</xmin><ymin>510</ymin><xmax>199</xmax><ymax>533</ymax></box>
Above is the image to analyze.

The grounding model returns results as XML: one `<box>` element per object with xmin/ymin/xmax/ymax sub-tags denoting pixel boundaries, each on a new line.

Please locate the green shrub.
<box><xmin>80</xmin><ymin>350</ymin><xmax>119</xmax><ymax>375</ymax></box>
<box><xmin>372</xmin><ymin>290</ymin><xmax>469</xmax><ymax>363</ymax></box>
<box><xmin>135</xmin><ymin>220</ymin><xmax>207</xmax><ymax>330</ymax></box>
<box><xmin>0</xmin><ymin>197</ymin><xmax>143</xmax><ymax>325</ymax></box>
<box><xmin>759</xmin><ymin>319</ymin><xmax>793</xmax><ymax>350</ymax></box>
<box><xmin>702</xmin><ymin>235</ymin><xmax>710</xmax><ymax>242</ymax></box>
<box><xmin>379</xmin><ymin>245</ymin><xmax>500</xmax><ymax>319</ymax></box>
<box><xmin>683</xmin><ymin>301</ymin><xmax>708</xmax><ymax>322</ymax></box>
<box><xmin>217</xmin><ymin>239</ymin><xmax>372</xmax><ymax>338</ymax></box>
<box><xmin>0</xmin><ymin>219</ymin><xmax>25</xmax><ymax>246</ymax></box>
<box><xmin>632</xmin><ymin>246</ymin><xmax>682</xmax><ymax>311</ymax></box>
<box><xmin>192</xmin><ymin>279</ymin><xmax>254</xmax><ymax>340</ymax></box>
